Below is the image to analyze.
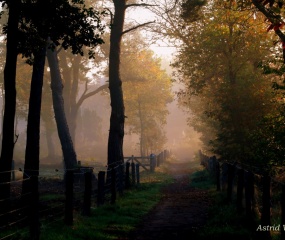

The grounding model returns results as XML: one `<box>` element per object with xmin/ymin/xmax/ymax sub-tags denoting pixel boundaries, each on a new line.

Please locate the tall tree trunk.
<box><xmin>69</xmin><ymin>106</ymin><xmax>78</xmax><ymax>147</ymax></box>
<box><xmin>0</xmin><ymin>0</ymin><xmax>20</xmax><ymax>201</ymax></box>
<box><xmin>61</xmin><ymin>54</ymin><xmax>72</xmax><ymax>121</ymax></box>
<box><xmin>69</xmin><ymin>55</ymin><xmax>80</xmax><ymax>146</ymax></box>
<box><xmin>22</xmin><ymin>47</ymin><xmax>46</xmax><ymax>194</ymax></box>
<box><xmin>42</xmin><ymin>74</ymin><xmax>56</xmax><ymax>159</ymax></box>
<box><xmin>0</xmin><ymin>85</ymin><xmax>4</xmax><ymax>153</ymax></box>
<box><xmin>46</xmin><ymin>46</ymin><xmax>77</xmax><ymax>170</ymax></box>
<box><xmin>108</xmin><ymin>0</ymin><xmax>126</xmax><ymax>167</ymax></box>
<box><xmin>61</xmin><ymin>53</ymin><xmax>80</xmax><ymax>146</ymax></box>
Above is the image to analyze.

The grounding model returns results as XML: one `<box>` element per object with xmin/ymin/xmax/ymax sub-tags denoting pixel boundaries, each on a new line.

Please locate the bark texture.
<box><xmin>108</xmin><ymin>0</ymin><xmax>126</xmax><ymax>167</ymax></box>
<box><xmin>0</xmin><ymin>0</ymin><xmax>20</xmax><ymax>200</ymax></box>
<box><xmin>22</xmin><ymin>48</ymin><xmax>46</xmax><ymax>195</ymax></box>
<box><xmin>47</xmin><ymin>46</ymin><xmax>77</xmax><ymax>170</ymax></box>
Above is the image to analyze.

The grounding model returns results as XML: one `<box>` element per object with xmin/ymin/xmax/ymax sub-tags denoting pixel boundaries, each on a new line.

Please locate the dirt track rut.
<box><xmin>127</xmin><ymin>162</ymin><xmax>210</xmax><ymax>240</ymax></box>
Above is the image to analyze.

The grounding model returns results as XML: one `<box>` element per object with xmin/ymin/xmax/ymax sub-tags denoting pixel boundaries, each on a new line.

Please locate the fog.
<box><xmin>165</xmin><ymin>97</ymin><xmax>202</xmax><ymax>162</ymax></box>
<box><xmin>9</xmin><ymin>74</ymin><xmax>201</xmax><ymax>170</ymax></box>
<box><xmin>0</xmin><ymin>1</ymin><xmax>205</xmax><ymax>172</ymax></box>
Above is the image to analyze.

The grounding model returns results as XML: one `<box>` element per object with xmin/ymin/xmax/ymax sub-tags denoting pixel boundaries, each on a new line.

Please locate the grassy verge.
<box><xmin>190</xmin><ymin>168</ymin><xmax>257</xmax><ymax>240</ymax></box>
<box><xmin>40</xmin><ymin>169</ymin><xmax>172</xmax><ymax>240</ymax></box>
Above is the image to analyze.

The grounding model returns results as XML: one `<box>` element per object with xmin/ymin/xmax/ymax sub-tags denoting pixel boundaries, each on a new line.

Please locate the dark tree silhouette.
<box><xmin>107</xmin><ymin>0</ymin><xmax>126</xmax><ymax>167</ymax></box>
<box><xmin>60</xmin><ymin>51</ymin><xmax>108</xmax><ymax>147</ymax></box>
<box><xmin>0</xmin><ymin>0</ymin><xmax>21</xmax><ymax>201</ymax></box>
<box><xmin>47</xmin><ymin>45</ymin><xmax>78</xmax><ymax>170</ymax></box>
<box><xmin>107</xmin><ymin>0</ymin><xmax>154</xmax><ymax>167</ymax></box>
<box><xmin>12</xmin><ymin>0</ymin><xmax>105</xmax><ymax>195</ymax></box>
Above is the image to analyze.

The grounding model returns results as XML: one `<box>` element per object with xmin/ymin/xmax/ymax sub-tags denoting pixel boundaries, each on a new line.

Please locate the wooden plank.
<box><xmin>124</xmin><ymin>156</ymin><xmax>149</xmax><ymax>160</ymax></box>
<box><xmin>133</xmin><ymin>158</ymin><xmax>149</xmax><ymax>171</ymax></box>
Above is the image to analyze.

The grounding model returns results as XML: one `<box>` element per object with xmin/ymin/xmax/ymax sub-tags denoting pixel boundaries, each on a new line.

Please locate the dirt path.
<box><xmin>126</xmin><ymin>162</ymin><xmax>211</xmax><ymax>240</ymax></box>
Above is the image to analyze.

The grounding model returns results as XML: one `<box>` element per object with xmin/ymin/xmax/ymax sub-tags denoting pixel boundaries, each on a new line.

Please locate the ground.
<box><xmin>125</xmin><ymin>161</ymin><xmax>211</xmax><ymax>240</ymax></box>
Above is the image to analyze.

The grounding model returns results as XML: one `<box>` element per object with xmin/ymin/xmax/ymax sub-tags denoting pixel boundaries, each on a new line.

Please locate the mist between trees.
<box><xmin>0</xmin><ymin>0</ymin><xmax>200</xmax><ymax>182</ymax></box>
<box><xmin>1</xmin><ymin>0</ymin><xmax>285</xmax><ymax>199</ymax></box>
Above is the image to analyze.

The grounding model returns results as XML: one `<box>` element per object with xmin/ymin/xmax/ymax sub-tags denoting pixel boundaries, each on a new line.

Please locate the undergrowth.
<box><xmin>190</xmin><ymin>168</ymin><xmax>258</xmax><ymax>240</ymax></box>
<box><xmin>40</xmin><ymin>169</ymin><xmax>172</xmax><ymax>240</ymax></box>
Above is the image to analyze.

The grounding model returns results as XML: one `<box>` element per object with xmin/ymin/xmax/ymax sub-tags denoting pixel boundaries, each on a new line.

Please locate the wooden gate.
<box><xmin>124</xmin><ymin>155</ymin><xmax>155</xmax><ymax>171</ymax></box>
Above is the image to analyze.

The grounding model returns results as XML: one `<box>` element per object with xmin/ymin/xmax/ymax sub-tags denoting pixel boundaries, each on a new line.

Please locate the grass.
<box><xmin>6</xmin><ymin>160</ymin><xmax>266</xmax><ymax>240</ymax></box>
<box><xmin>190</xmin><ymin>168</ymin><xmax>215</xmax><ymax>189</ymax></box>
<box><xmin>198</xmin><ymin>202</ymin><xmax>256</xmax><ymax>240</ymax></box>
<box><xmin>40</xmin><ymin>193</ymin><xmax>65</xmax><ymax>201</ymax></box>
<box><xmin>190</xmin><ymin>168</ymin><xmax>258</xmax><ymax>240</ymax></box>
<box><xmin>39</xmin><ymin>169</ymin><xmax>172</xmax><ymax>240</ymax></box>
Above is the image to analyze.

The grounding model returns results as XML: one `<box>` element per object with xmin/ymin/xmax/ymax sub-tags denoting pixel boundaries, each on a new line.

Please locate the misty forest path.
<box><xmin>126</xmin><ymin>162</ymin><xmax>211</xmax><ymax>240</ymax></box>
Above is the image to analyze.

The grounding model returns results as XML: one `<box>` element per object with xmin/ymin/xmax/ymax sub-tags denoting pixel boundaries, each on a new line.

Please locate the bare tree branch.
<box><xmin>125</xmin><ymin>3</ymin><xmax>158</xmax><ymax>9</ymax></box>
<box><xmin>76</xmin><ymin>83</ymin><xmax>109</xmax><ymax>109</ymax></box>
<box><xmin>56</xmin><ymin>45</ymin><xmax>63</xmax><ymax>54</ymax></box>
<box><xmin>165</xmin><ymin>0</ymin><xmax>179</xmax><ymax>13</ymax></box>
<box><xmin>104</xmin><ymin>8</ymin><xmax>114</xmax><ymax>25</ymax></box>
<box><xmin>122</xmin><ymin>21</ymin><xmax>155</xmax><ymax>35</ymax></box>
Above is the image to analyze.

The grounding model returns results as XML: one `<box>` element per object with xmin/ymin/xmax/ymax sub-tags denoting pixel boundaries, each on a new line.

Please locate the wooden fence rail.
<box><xmin>0</xmin><ymin>149</ymin><xmax>170</xmax><ymax>240</ymax></box>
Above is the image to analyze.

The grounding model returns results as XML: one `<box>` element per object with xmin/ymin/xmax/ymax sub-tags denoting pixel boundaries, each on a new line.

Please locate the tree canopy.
<box><xmin>172</xmin><ymin>0</ymin><xmax>281</xmax><ymax>169</ymax></box>
<box><xmin>121</xmin><ymin>36</ymin><xmax>173</xmax><ymax>155</ymax></box>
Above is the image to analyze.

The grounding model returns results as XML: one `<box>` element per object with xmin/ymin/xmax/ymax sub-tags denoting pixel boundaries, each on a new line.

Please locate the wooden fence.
<box><xmin>200</xmin><ymin>151</ymin><xmax>285</xmax><ymax>240</ymax></box>
<box><xmin>123</xmin><ymin>149</ymin><xmax>169</xmax><ymax>172</ymax></box>
<box><xmin>0</xmin><ymin>150</ymin><xmax>170</xmax><ymax>240</ymax></box>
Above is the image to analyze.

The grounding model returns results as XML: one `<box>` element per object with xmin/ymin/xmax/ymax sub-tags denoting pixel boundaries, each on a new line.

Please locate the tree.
<box><xmin>23</xmin><ymin>47</ymin><xmax>46</xmax><ymax>185</ymax></box>
<box><xmin>19</xmin><ymin>0</ymin><xmax>105</xmax><ymax>173</ymax></box>
<box><xmin>141</xmin><ymin>0</ymin><xmax>206</xmax><ymax>48</ymax></box>
<box><xmin>173</xmin><ymin>0</ymin><xmax>276</xmax><ymax>164</ymax></box>
<box><xmin>58</xmin><ymin>49</ymin><xmax>108</xmax><ymax>147</ymax></box>
<box><xmin>0</xmin><ymin>0</ymin><xmax>21</xmax><ymax>201</ymax></box>
<box><xmin>243</xmin><ymin>0</ymin><xmax>285</xmax><ymax>168</ymax></box>
<box><xmin>106</xmin><ymin>0</ymin><xmax>156</xmax><ymax>167</ymax></box>
<box><xmin>41</xmin><ymin>74</ymin><xmax>57</xmax><ymax>159</ymax></box>
<box><xmin>250</xmin><ymin>0</ymin><xmax>285</xmax><ymax>62</ymax></box>
<box><xmin>121</xmin><ymin>40</ymin><xmax>172</xmax><ymax>156</ymax></box>
<box><xmin>107</xmin><ymin>0</ymin><xmax>126</xmax><ymax>167</ymax></box>
<box><xmin>0</xmin><ymin>0</ymin><xmax>105</xmax><ymax>203</ymax></box>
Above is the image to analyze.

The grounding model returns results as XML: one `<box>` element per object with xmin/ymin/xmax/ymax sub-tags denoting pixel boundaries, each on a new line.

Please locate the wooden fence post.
<box><xmin>131</xmin><ymin>162</ymin><xmax>136</xmax><ymax>185</ymax></box>
<box><xmin>245</xmin><ymin>171</ymin><xmax>254</xmax><ymax>216</ymax></box>
<box><xmin>29</xmin><ymin>175</ymin><xmax>40</xmax><ymax>240</ymax></box>
<box><xmin>125</xmin><ymin>162</ymin><xmax>131</xmax><ymax>189</ymax></box>
<box><xmin>261</xmin><ymin>174</ymin><xmax>271</xmax><ymax>240</ymax></box>
<box><xmin>65</xmin><ymin>170</ymin><xmax>74</xmax><ymax>226</ymax></box>
<box><xmin>150</xmin><ymin>154</ymin><xmax>155</xmax><ymax>172</ymax></box>
<box><xmin>131</xmin><ymin>155</ymin><xmax>134</xmax><ymax>164</ymax></box>
<box><xmin>216</xmin><ymin>161</ymin><xmax>221</xmax><ymax>191</ymax></box>
<box><xmin>82</xmin><ymin>170</ymin><xmax>92</xmax><ymax>216</ymax></box>
<box><xmin>97</xmin><ymin>171</ymin><xmax>105</xmax><ymax>206</ymax></box>
<box><xmin>111</xmin><ymin>167</ymin><xmax>116</xmax><ymax>204</ymax></box>
<box><xmin>236</xmin><ymin>168</ymin><xmax>244</xmax><ymax>213</ymax></box>
<box><xmin>281</xmin><ymin>184</ymin><xmax>285</xmax><ymax>240</ymax></box>
<box><xmin>135</xmin><ymin>163</ymin><xmax>140</xmax><ymax>184</ymax></box>
<box><xmin>118</xmin><ymin>164</ymin><xmax>124</xmax><ymax>196</ymax></box>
